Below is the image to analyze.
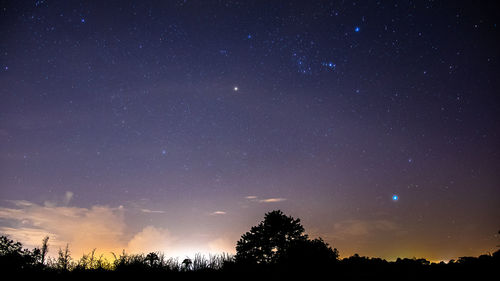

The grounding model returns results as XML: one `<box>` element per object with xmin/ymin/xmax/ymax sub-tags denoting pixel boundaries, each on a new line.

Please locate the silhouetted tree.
<box><xmin>0</xmin><ymin>235</ymin><xmax>23</xmax><ymax>256</ymax></box>
<box><xmin>493</xmin><ymin>230</ymin><xmax>500</xmax><ymax>260</ymax></box>
<box><xmin>280</xmin><ymin>238</ymin><xmax>339</xmax><ymax>269</ymax></box>
<box><xmin>235</xmin><ymin>210</ymin><xmax>307</xmax><ymax>264</ymax></box>
<box><xmin>0</xmin><ymin>235</ymin><xmax>41</xmax><ymax>271</ymax></box>
<box><xmin>40</xmin><ymin>236</ymin><xmax>49</xmax><ymax>266</ymax></box>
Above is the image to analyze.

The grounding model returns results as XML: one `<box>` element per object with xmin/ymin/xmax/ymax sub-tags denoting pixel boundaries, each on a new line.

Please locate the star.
<box><xmin>392</xmin><ymin>195</ymin><xmax>399</xmax><ymax>201</ymax></box>
<box><xmin>233</xmin><ymin>86</ymin><xmax>239</xmax><ymax>91</ymax></box>
<box><xmin>322</xmin><ymin>62</ymin><xmax>336</xmax><ymax>70</ymax></box>
<box><xmin>355</xmin><ymin>26</ymin><xmax>360</xmax><ymax>32</ymax></box>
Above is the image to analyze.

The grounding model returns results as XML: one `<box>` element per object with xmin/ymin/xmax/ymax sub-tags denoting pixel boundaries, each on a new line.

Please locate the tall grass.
<box><xmin>22</xmin><ymin>247</ymin><xmax>234</xmax><ymax>273</ymax></box>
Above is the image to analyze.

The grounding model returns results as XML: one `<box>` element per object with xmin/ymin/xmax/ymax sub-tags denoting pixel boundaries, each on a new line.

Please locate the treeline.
<box><xmin>1</xmin><ymin>235</ymin><xmax>499</xmax><ymax>279</ymax></box>
<box><xmin>1</xmin><ymin>210</ymin><xmax>499</xmax><ymax>280</ymax></box>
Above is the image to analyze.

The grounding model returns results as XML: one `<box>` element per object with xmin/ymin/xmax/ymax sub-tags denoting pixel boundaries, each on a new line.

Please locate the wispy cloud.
<box><xmin>258</xmin><ymin>198</ymin><xmax>287</xmax><ymax>203</ymax></box>
<box><xmin>244</xmin><ymin>196</ymin><xmax>287</xmax><ymax>203</ymax></box>
<box><xmin>6</xmin><ymin>200</ymin><xmax>34</xmax><ymax>207</ymax></box>
<box><xmin>210</xmin><ymin>211</ymin><xmax>227</xmax><ymax>215</ymax></box>
<box><xmin>141</xmin><ymin>208</ymin><xmax>165</xmax><ymax>214</ymax></box>
<box><xmin>63</xmin><ymin>191</ymin><xmax>74</xmax><ymax>205</ymax></box>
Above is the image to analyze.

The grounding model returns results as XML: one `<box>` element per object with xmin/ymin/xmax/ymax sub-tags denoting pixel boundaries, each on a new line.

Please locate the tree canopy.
<box><xmin>236</xmin><ymin>209</ymin><xmax>336</xmax><ymax>268</ymax></box>
<box><xmin>236</xmin><ymin>210</ymin><xmax>307</xmax><ymax>264</ymax></box>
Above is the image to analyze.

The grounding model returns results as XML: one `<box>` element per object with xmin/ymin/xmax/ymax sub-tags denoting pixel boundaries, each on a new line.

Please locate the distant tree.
<box><xmin>280</xmin><ymin>238</ymin><xmax>339</xmax><ymax>269</ymax></box>
<box><xmin>0</xmin><ymin>235</ymin><xmax>23</xmax><ymax>256</ymax></box>
<box><xmin>0</xmin><ymin>235</ymin><xmax>40</xmax><ymax>270</ymax></box>
<box><xmin>235</xmin><ymin>210</ymin><xmax>308</xmax><ymax>264</ymax></box>
<box><xmin>493</xmin><ymin>230</ymin><xmax>500</xmax><ymax>260</ymax></box>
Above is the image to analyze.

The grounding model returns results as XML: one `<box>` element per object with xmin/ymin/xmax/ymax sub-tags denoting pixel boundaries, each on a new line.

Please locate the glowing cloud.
<box><xmin>210</xmin><ymin>211</ymin><xmax>227</xmax><ymax>215</ymax></box>
<box><xmin>0</xmin><ymin>200</ymin><xmax>127</xmax><ymax>258</ymax></box>
<box><xmin>141</xmin><ymin>208</ymin><xmax>166</xmax><ymax>214</ymax></box>
<box><xmin>258</xmin><ymin>198</ymin><xmax>287</xmax><ymax>203</ymax></box>
<box><xmin>244</xmin><ymin>196</ymin><xmax>287</xmax><ymax>203</ymax></box>
<box><xmin>63</xmin><ymin>191</ymin><xmax>74</xmax><ymax>205</ymax></box>
<box><xmin>127</xmin><ymin>226</ymin><xmax>177</xmax><ymax>254</ymax></box>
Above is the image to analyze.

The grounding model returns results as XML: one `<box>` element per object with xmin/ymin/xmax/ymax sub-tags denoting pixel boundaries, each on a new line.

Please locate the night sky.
<box><xmin>1</xmin><ymin>1</ymin><xmax>499</xmax><ymax>261</ymax></box>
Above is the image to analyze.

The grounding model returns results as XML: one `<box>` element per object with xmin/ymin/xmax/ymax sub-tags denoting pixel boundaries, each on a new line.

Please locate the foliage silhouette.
<box><xmin>57</xmin><ymin>244</ymin><xmax>71</xmax><ymax>271</ymax></box>
<box><xmin>0</xmin><ymin>235</ymin><xmax>44</xmax><ymax>271</ymax></box>
<box><xmin>279</xmin><ymin>237</ymin><xmax>339</xmax><ymax>269</ymax></box>
<box><xmin>235</xmin><ymin>210</ymin><xmax>308</xmax><ymax>265</ymax></box>
<box><xmin>40</xmin><ymin>236</ymin><xmax>49</xmax><ymax>266</ymax></box>
<box><xmin>0</xmin><ymin>216</ymin><xmax>498</xmax><ymax>279</ymax></box>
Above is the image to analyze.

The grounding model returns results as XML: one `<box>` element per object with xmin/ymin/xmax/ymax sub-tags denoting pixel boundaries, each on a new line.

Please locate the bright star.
<box><xmin>392</xmin><ymin>195</ymin><xmax>399</xmax><ymax>201</ymax></box>
<box><xmin>355</xmin><ymin>26</ymin><xmax>360</xmax><ymax>32</ymax></box>
<box><xmin>233</xmin><ymin>86</ymin><xmax>239</xmax><ymax>91</ymax></box>
<box><xmin>81</xmin><ymin>18</ymin><xmax>85</xmax><ymax>23</ymax></box>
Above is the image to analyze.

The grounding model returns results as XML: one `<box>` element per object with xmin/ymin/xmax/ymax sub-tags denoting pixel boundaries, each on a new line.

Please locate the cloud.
<box><xmin>0</xmin><ymin>199</ymin><xmax>218</xmax><ymax>259</ymax></box>
<box><xmin>7</xmin><ymin>200</ymin><xmax>34</xmax><ymax>207</ymax></box>
<box><xmin>210</xmin><ymin>211</ymin><xmax>227</xmax><ymax>215</ymax></box>
<box><xmin>0</xmin><ymin>201</ymin><xmax>127</xmax><ymax>258</ymax></box>
<box><xmin>258</xmin><ymin>198</ymin><xmax>287</xmax><ymax>203</ymax></box>
<box><xmin>127</xmin><ymin>226</ymin><xmax>177</xmax><ymax>254</ymax></box>
<box><xmin>140</xmin><ymin>208</ymin><xmax>165</xmax><ymax>214</ymax></box>
<box><xmin>0</xmin><ymin>227</ymin><xmax>57</xmax><ymax>246</ymax></box>
<box><xmin>244</xmin><ymin>196</ymin><xmax>287</xmax><ymax>203</ymax></box>
<box><xmin>207</xmin><ymin>237</ymin><xmax>236</xmax><ymax>254</ymax></box>
<box><xmin>63</xmin><ymin>191</ymin><xmax>74</xmax><ymax>205</ymax></box>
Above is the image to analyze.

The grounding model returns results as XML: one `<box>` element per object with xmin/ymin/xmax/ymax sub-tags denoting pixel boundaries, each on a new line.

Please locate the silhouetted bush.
<box><xmin>0</xmin><ymin>235</ymin><xmax>44</xmax><ymax>271</ymax></box>
<box><xmin>279</xmin><ymin>238</ymin><xmax>339</xmax><ymax>271</ymax></box>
